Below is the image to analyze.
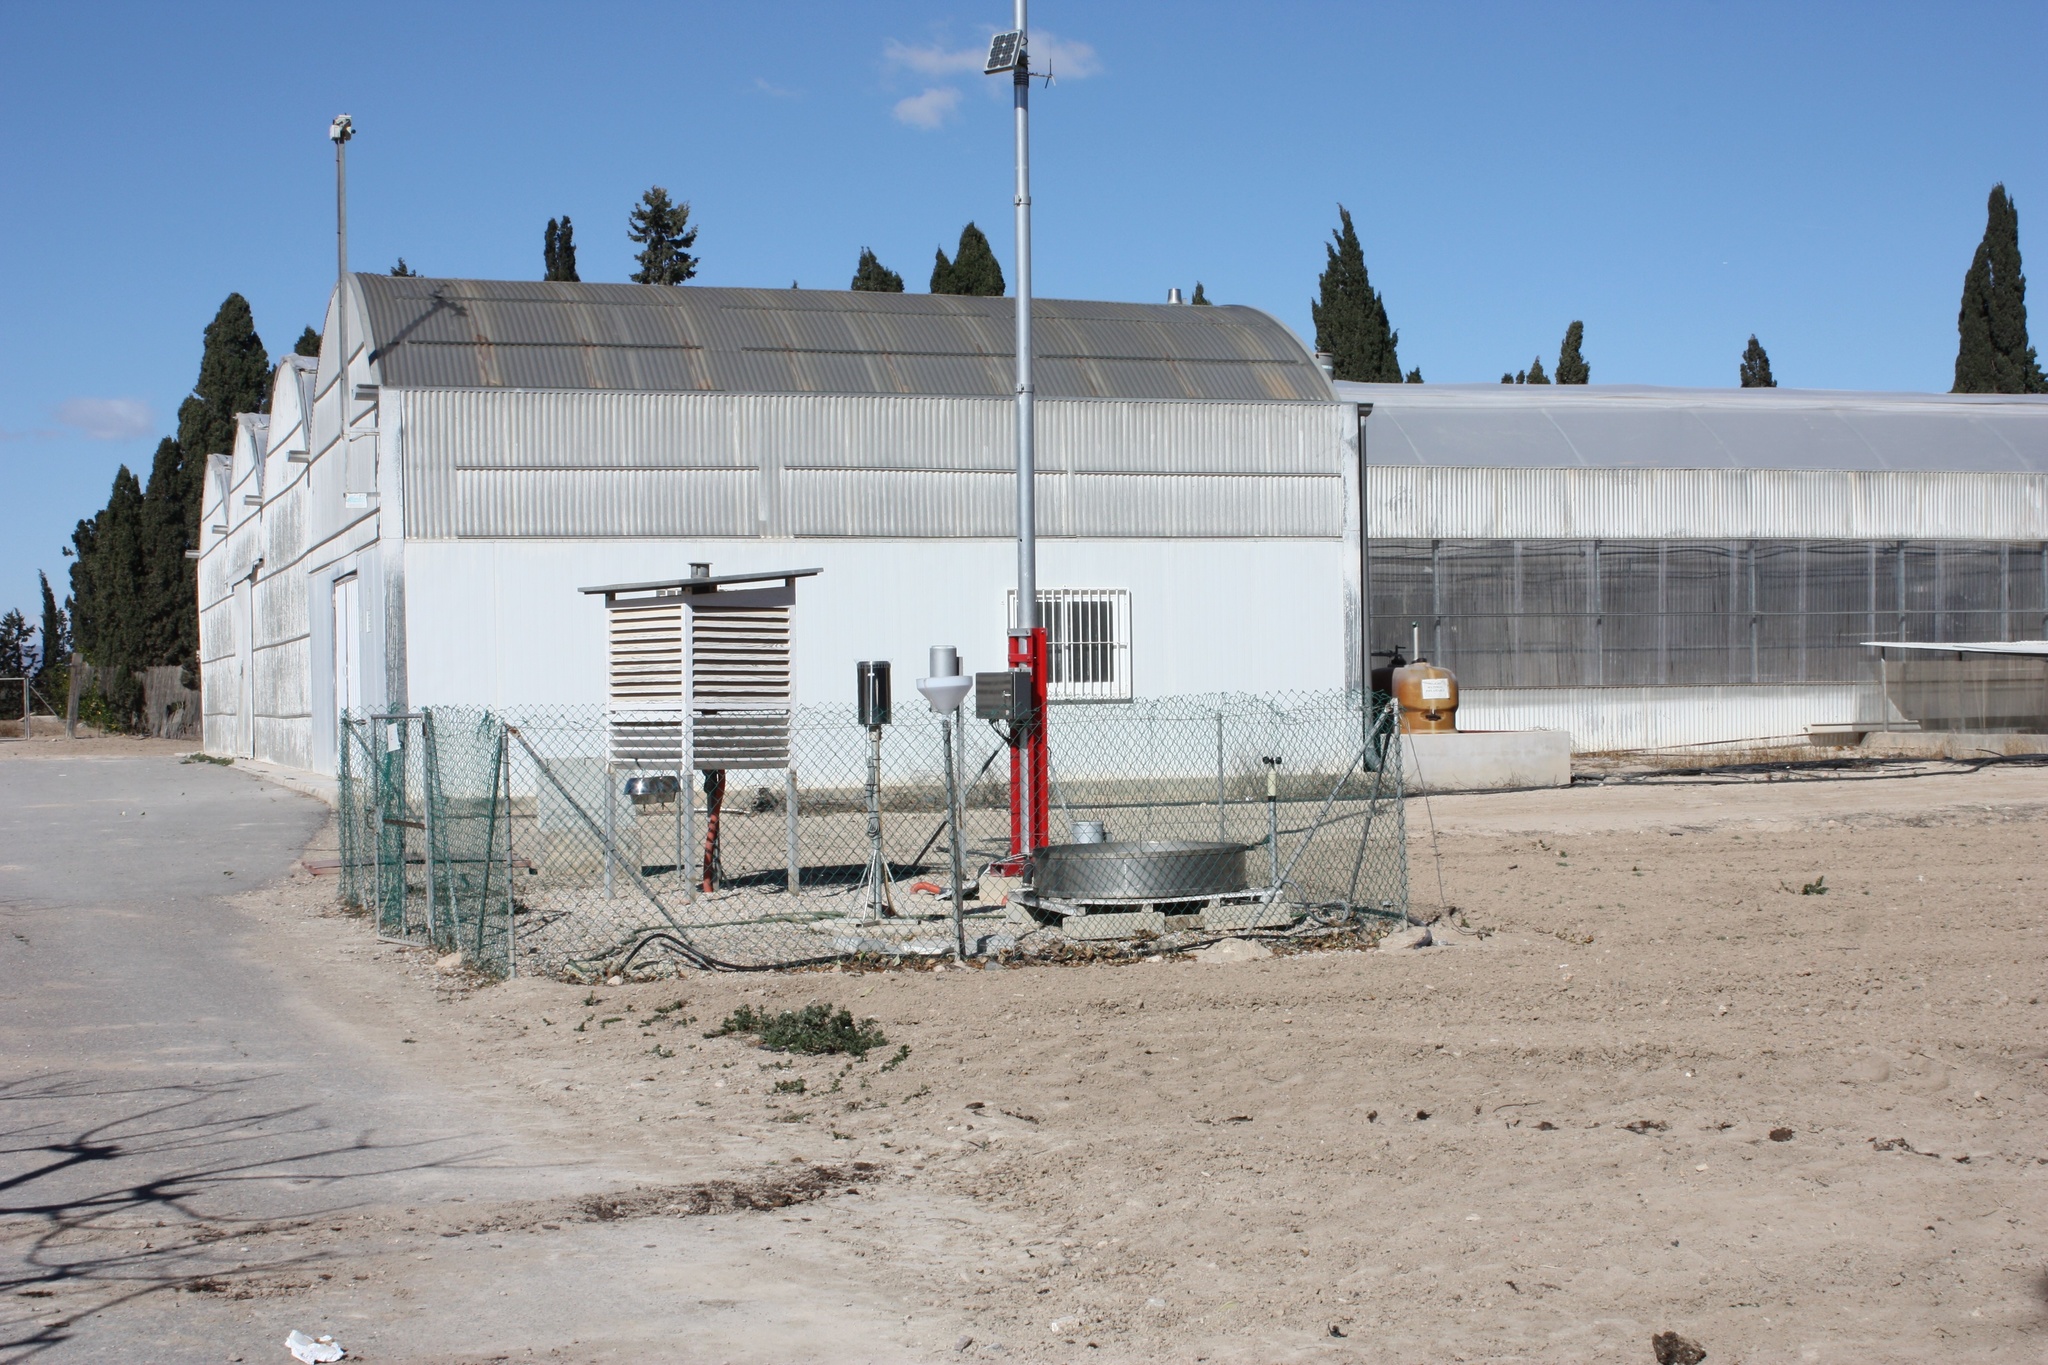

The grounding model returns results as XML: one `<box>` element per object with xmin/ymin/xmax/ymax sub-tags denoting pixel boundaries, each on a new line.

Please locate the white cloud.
<box><xmin>884</xmin><ymin>39</ymin><xmax>983</xmax><ymax>78</ymax></box>
<box><xmin>55</xmin><ymin>397</ymin><xmax>153</xmax><ymax>441</ymax></box>
<box><xmin>893</xmin><ymin>86</ymin><xmax>963</xmax><ymax>130</ymax></box>
<box><xmin>754</xmin><ymin>76</ymin><xmax>800</xmax><ymax>98</ymax></box>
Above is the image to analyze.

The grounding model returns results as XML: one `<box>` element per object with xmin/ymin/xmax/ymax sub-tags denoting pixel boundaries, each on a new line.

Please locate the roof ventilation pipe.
<box><xmin>1315</xmin><ymin>352</ymin><xmax>1336</xmax><ymax>379</ymax></box>
<box><xmin>1167</xmin><ymin>287</ymin><xmax>1183</xmax><ymax>304</ymax></box>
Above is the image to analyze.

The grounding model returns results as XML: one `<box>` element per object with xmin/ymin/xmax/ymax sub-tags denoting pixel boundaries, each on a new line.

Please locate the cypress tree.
<box><xmin>1405</xmin><ymin>367</ymin><xmax>1423</xmax><ymax>383</ymax></box>
<box><xmin>1953</xmin><ymin>184</ymin><xmax>2047</xmax><ymax>393</ymax></box>
<box><xmin>851</xmin><ymin>248</ymin><xmax>905</xmax><ymax>292</ymax></box>
<box><xmin>544</xmin><ymin>216</ymin><xmax>580</xmax><ymax>282</ymax></box>
<box><xmin>1525</xmin><ymin>356</ymin><xmax>1549</xmax><ymax>384</ymax></box>
<box><xmin>389</xmin><ymin>258</ymin><xmax>417</xmax><ymax>276</ymax></box>
<box><xmin>1191</xmin><ymin>282</ymin><xmax>1211</xmax><ymax>305</ymax></box>
<box><xmin>0</xmin><ymin>611</ymin><xmax>31</xmax><ymax>689</ymax></box>
<box><xmin>36</xmin><ymin>571</ymin><xmax>68</xmax><ymax>694</ymax></box>
<box><xmin>0</xmin><ymin>608</ymin><xmax>31</xmax><ymax>720</ymax></box>
<box><xmin>1555</xmin><ymin>321</ymin><xmax>1589</xmax><ymax>384</ymax></box>
<box><xmin>138</xmin><ymin>437</ymin><xmax>196</xmax><ymax>670</ymax></box>
<box><xmin>1740</xmin><ymin>335</ymin><xmax>1776</xmax><ymax>388</ymax></box>
<box><xmin>1310</xmin><ymin>206</ymin><xmax>1401</xmax><ymax>382</ymax></box>
<box><xmin>294</xmin><ymin>326</ymin><xmax>321</xmax><ymax>357</ymax></box>
<box><xmin>628</xmin><ymin>187</ymin><xmax>699</xmax><ymax>285</ymax></box>
<box><xmin>69</xmin><ymin>467</ymin><xmax>149</xmax><ymax>723</ymax></box>
<box><xmin>932</xmin><ymin>223</ymin><xmax>1004</xmax><ymax>296</ymax></box>
<box><xmin>1502</xmin><ymin>372</ymin><xmax>1516</xmax><ymax>384</ymax></box>
<box><xmin>176</xmin><ymin>295</ymin><xmax>269</xmax><ymax>545</ymax></box>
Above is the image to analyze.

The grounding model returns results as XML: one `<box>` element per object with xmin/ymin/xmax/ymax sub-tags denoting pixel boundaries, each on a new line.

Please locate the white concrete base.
<box><xmin>1400</xmin><ymin>729</ymin><xmax>1573</xmax><ymax>793</ymax></box>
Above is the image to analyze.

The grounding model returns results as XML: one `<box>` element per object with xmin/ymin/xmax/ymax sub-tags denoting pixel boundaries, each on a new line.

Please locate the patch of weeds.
<box><xmin>599</xmin><ymin>1016</ymin><xmax>625</xmax><ymax>1029</ymax></box>
<box><xmin>906</xmin><ymin>1084</ymin><xmax>932</xmax><ymax>1101</ymax></box>
<box><xmin>582</xmin><ymin>992</ymin><xmax>602</xmax><ymax>1007</ymax></box>
<box><xmin>830</xmin><ymin>1130</ymin><xmax>852</xmax><ymax>1140</ymax></box>
<box><xmin>648</xmin><ymin>1044</ymin><xmax>676</xmax><ymax>1059</ymax></box>
<box><xmin>1801</xmin><ymin>876</ymin><xmax>1828</xmax><ymax>896</ymax></box>
<box><xmin>879</xmin><ymin>1044</ymin><xmax>912</xmax><ymax>1072</ymax></box>
<box><xmin>706</xmin><ymin>1003</ymin><xmax>889</xmax><ymax>1059</ymax></box>
<box><xmin>573</xmin><ymin>1017</ymin><xmax>592</xmax><ymax>1033</ymax></box>
<box><xmin>773</xmin><ymin>1078</ymin><xmax>807</xmax><ymax>1095</ymax></box>
<box><xmin>181</xmin><ymin>752</ymin><xmax>234</xmax><ymax>766</ymax></box>
<box><xmin>774</xmin><ymin>1111</ymin><xmax>811</xmax><ymax>1123</ymax></box>
<box><xmin>540</xmin><ymin>1017</ymin><xmax>555</xmax><ymax>1026</ymax></box>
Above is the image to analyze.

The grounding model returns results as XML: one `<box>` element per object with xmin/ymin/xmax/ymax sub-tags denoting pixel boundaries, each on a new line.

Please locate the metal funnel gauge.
<box><xmin>916</xmin><ymin>675</ymin><xmax>973</xmax><ymax>715</ymax></box>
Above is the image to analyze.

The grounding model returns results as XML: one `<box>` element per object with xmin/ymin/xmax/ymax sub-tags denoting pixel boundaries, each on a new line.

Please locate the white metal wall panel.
<box><xmin>1366</xmin><ymin>465</ymin><xmax>2048</xmax><ymax>541</ymax></box>
<box><xmin>1047</xmin><ymin>399</ymin><xmax>1340</xmax><ymax>477</ymax></box>
<box><xmin>782</xmin><ymin>469</ymin><xmax>1015</xmax><ymax>537</ymax></box>
<box><xmin>450</xmin><ymin>468</ymin><xmax>759</xmax><ymax>537</ymax></box>
<box><xmin>1066</xmin><ymin>474</ymin><xmax>1340</xmax><ymax>538</ymax></box>
<box><xmin>400</xmin><ymin>388</ymin><xmax>1347</xmax><ymax>541</ymax></box>
<box><xmin>1458</xmin><ymin>683</ymin><xmax>1871</xmax><ymax>753</ymax></box>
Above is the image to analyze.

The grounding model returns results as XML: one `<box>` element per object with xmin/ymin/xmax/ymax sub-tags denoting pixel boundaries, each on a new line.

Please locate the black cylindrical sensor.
<box><xmin>856</xmin><ymin>660</ymin><xmax>892</xmax><ymax>727</ymax></box>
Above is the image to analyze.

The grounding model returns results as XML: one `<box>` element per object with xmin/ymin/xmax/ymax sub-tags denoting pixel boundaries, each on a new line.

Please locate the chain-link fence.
<box><xmin>339</xmin><ymin>692</ymin><xmax>1407</xmax><ymax>980</ymax></box>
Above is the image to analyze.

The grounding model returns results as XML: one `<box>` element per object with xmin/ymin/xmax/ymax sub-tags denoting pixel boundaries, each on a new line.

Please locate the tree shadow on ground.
<box><xmin>0</xmin><ymin>1071</ymin><xmax>514</xmax><ymax>1359</ymax></box>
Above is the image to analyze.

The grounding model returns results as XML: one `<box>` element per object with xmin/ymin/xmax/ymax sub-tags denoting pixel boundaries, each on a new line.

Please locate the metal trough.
<box><xmin>1030</xmin><ymin>839</ymin><xmax>1249</xmax><ymax>904</ymax></box>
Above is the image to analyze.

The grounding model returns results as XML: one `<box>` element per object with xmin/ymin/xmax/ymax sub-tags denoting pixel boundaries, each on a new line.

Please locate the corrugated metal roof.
<box><xmin>1341</xmin><ymin>381</ymin><xmax>2048</xmax><ymax>474</ymax></box>
<box><xmin>354</xmin><ymin>275</ymin><xmax>1332</xmax><ymax>403</ymax></box>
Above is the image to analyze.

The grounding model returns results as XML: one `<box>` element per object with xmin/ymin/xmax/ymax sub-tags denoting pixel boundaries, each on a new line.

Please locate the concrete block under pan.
<box><xmin>1400</xmin><ymin>728</ymin><xmax>1572</xmax><ymax>793</ymax></box>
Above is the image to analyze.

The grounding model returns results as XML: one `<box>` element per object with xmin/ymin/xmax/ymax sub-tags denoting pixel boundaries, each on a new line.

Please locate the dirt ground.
<box><xmin>203</xmin><ymin>761</ymin><xmax>2048</xmax><ymax>1360</ymax></box>
<box><xmin>0</xmin><ymin>731</ymin><xmax>192</xmax><ymax>755</ymax></box>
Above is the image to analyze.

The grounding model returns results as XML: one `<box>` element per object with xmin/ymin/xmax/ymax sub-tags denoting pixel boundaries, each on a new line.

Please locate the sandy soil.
<box><xmin>211</xmin><ymin>761</ymin><xmax>2048</xmax><ymax>1362</ymax></box>
<box><xmin>0</xmin><ymin>732</ymin><xmax>194</xmax><ymax>757</ymax></box>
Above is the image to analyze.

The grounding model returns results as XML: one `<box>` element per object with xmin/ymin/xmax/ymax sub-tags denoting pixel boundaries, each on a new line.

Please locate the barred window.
<box><xmin>1008</xmin><ymin>588</ymin><xmax>1132</xmax><ymax>701</ymax></box>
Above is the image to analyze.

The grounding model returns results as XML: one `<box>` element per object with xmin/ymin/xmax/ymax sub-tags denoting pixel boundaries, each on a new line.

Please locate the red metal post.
<box><xmin>1006</xmin><ymin>626</ymin><xmax>1050</xmax><ymax>862</ymax></box>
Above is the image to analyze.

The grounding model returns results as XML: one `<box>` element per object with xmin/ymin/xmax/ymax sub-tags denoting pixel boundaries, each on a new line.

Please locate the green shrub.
<box><xmin>708</xmin><ymin>1003</ymin><xmax>889</xmax><ymax>1058</ymax></box>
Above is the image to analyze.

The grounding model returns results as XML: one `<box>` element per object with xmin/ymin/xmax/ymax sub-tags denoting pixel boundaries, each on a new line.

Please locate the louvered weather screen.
<box><xmin>607</xmin><ymin>597</ymin><xmax>686</xmax><ymax>766</ymax></box>
<box><xmin>583</xmin><ymin>568</ymin><xmax>820</xmax><ymax>773</ymax></box>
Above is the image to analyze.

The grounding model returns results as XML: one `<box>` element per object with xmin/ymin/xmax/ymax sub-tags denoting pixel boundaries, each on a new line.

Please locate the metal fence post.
<box><xmin>603</xmin><ymin>769</ymin><xmax>616</xmax><ymax>900</ymax></box>
<box><xmin>421</xmin><ymin>714</ymin><xmax>440</xmax><ymax>948</ymax></box>
<box><xmin>503</xmin><ymin>724</ymin><xmax>518</xmax><ymax>978</ymax></box>
<box><xmin>1214</xmin><ymin>711</ymin><xmax>1226</xmax><ymax>840</ymax></box>
<box><xmin>784</xmin><ymin>768</ymin><xmax>801</xmax><ymax>895</ymax></box>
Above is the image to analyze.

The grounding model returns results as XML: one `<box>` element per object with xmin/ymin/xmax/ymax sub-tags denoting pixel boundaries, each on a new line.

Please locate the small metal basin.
<box><xmin>1031</xmin><ymin>839</ymin><xmax>1249</xmax><ymax>903</ymax></box>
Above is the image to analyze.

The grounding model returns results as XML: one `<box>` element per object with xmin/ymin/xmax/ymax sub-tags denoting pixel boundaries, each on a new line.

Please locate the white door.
<box><xmin>233</xmin><ymin>578</ymin><xmax>255</xmax><ymax>758</ymax></box>
<box><xmin>332</xmin><ymin>574</ymin><xmax>361</xmax><ymax>725</ymax></box>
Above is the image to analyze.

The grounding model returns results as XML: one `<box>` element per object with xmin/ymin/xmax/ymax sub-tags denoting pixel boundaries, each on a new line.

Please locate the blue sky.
<box><xmin>3</xmin><ymin>2</ymin><xmax>2045</xmax><ymax>627</ymax></box>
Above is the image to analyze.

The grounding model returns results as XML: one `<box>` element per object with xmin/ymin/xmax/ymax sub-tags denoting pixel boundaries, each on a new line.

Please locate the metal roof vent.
<box><xmin>1167</xmin><ymin>287</ymin><xmax>1183</xmax><ymax>305</ymax></box>
<box><xmin>1314</xmin><ymin>352</ymin><xmax>1336</xmax><ymax>379</ymax></box>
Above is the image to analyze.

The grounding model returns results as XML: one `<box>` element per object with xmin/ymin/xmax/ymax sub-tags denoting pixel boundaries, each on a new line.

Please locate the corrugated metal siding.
<box><xmin>1344</xmin><ymin>381</ymin><xmax>2048</xmax><ymax>474</ymax></box>
<box><xmin>782</xmin><ymin>469</ymin><xmax>1015</xmax><ymax>537</ymax></box>
<box><xmin>1366</xmin><ymin>465</ymin><xmax>2048</xmax><ymax>541</ymax></box>
<box><xmin>448</xmin><ymin>469</ymin><xmax>760</xmax><ymax>537</ymax></box>
<box><xmin>401</xmin><ymin>389</ymin><xmax>1348</xmax><ymax>541</ymax></box>
<box><xmin>1459</xmin><ymin>683</ymin><xmax>1871</xmax><ymax>752</ymax></box>
<box><xmin>356</xmin><ymin>277</ymin><xmax>1333</xmax><ymax>403</ymax></box>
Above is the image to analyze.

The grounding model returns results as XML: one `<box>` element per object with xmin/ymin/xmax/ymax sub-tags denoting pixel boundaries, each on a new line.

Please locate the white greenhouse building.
<box><xmin>198</xmin><ymin>273</ymin><xmax>2048</xmax><ymax>773</ymax></box>
<box><xmin>198</xmin><ymin>276</ymin><xmax>1359</xmax><ymax>774</ymax></box>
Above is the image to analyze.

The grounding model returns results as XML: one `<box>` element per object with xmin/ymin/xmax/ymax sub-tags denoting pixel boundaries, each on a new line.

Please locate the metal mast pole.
<box><xmin>329</xmin><ymin>115</ymin><xmax>354</xmax><ymax>426</ymax></box>
<box><xmin>1012</xmin><ymin>0</ymin><xmax>1035</xmax><ymax>627</ymax></box>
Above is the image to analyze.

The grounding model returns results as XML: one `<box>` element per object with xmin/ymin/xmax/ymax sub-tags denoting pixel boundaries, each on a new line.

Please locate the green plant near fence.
<box><xmin>338</xmin><ymin>692</ymin><xmax>1408</xmax><ymax>980</ymax></box>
